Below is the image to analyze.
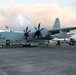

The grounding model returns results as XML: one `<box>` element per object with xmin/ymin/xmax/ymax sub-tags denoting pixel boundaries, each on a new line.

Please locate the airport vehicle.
<box><xmin>66</xmin><ymin>38</ymin><xmax>76</xmax><ymax>45</ymax></box>
<box><xmin>0</xmin><ymin>18</ymin><xmax>76</xmax><ymax>47</ymax></box>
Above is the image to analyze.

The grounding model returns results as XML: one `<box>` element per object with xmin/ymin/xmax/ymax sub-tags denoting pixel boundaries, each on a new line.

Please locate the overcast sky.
<box><xmin>0</xmin><ymin>0</ymin><xmax>76</xmax><ymax>31</ymax></box>
<box><xmin>0</xmin><ymin>0</ymin><xmax>75</xmax><ymax>6</ymax></box>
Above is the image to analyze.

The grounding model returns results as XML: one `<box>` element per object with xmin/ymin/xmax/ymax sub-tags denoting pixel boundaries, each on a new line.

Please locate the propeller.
<box><xmin>34</xmin><ymin>23</ymin><xmax>45</xmax><ymax>39</ymax></box>
<box><xmin>23</xmin><ymin>26</ymin><xmax>31</xmax><ymax>40</ymax></box>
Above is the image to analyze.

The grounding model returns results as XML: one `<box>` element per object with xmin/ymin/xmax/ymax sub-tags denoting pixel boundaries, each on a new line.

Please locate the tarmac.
<box><xmin>0</xmin><ymin>45</ymin><xmax>76</xmax><ymax>75</ymax></box>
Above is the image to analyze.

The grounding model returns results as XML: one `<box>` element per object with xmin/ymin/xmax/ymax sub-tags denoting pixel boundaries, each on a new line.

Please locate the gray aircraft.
<box><xmin>0</xmin><ymin>18</ymin><xmax>76</xmax><ymax>47</ymax></box>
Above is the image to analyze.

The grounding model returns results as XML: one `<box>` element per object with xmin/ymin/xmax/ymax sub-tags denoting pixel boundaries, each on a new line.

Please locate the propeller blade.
<box><xmin>28</xmin><ymin>30</ymin><xmax>31</xmax><ymax>33</ymax></box>
<box><xmin>37</xmin><ymin>35</ymin><xmax>39</xmax><ymax>39</ymax></box>
<box><xmin>23</xmin><ymin>30</ymin><xmax>25</xmax><ymax>32</ymax></box>
<box><xmin>34</xmin><ymin>27</ymin><xmax>37</xmax><ymax>30</ymax></box>
<box><xmin>40</xmin><ymin>28</ymin><xmax>45</xmax><ymax>31</ymax></box>
<box><xmin>26</xmin><ymin>26</ymin><xmax>28</xmax><ymax>32</ymax></box>
<box><xmin>34</xmin><ymin>23</ymin><xmax>44</xmax><ymax>39</ymax></box>
<box><xmin>38</xmin><ymin>23</ymin><xmax>41</xmax><ymax>30</ymax></box>
<box><xmin>23</xmin><ymin>26</ymin><xmax>31</xmax><ymax>40</ymax></box>
<box><xmin>37</xmin><ymin>33</ymin><xmax>42</xmax><ymax>39</ymax></box>
<box><xmin>26</xmin><ymin>36</ymin><xmax>27</xmax><ymax>40</ymax></box>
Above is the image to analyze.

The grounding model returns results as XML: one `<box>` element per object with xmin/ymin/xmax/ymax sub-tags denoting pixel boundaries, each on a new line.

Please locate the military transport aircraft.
<box><xmin>0</xmin><ymin>18</ymin><xmax>76</xmax><ymax>47</ymax></box>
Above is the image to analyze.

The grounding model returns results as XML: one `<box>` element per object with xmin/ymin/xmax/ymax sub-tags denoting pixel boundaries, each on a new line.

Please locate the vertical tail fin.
<box><xmin>52</xmin><ymin>18</ymin><xmax>60</xmax><ymax>30</ymax></box>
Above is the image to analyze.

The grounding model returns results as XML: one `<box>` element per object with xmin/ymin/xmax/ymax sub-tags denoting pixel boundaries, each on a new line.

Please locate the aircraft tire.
<box><xmin>23</xmin><ymin>44</ymin><xmax>31</xmax><ymax>47</ymax></box>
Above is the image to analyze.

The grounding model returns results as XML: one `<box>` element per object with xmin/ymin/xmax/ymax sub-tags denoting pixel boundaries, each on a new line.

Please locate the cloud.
<box><xmin>0</xmin><ymin>3</ymin><xmax>76</xmax><ymax>31</ymax></box>
<box><xmin>13</xmin><ymin>4</ymin><xmax>76</xmax><ymax>28</ymax></box>
<box><xmin>72</xmin><ymin>3</ymin><xmax>76</xmax><ymax>6</ymax></box>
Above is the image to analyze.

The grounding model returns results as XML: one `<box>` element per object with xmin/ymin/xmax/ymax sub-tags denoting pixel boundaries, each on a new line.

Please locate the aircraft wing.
<box><xmin>49</xmin><ymin>26</ymin><xmax>76</xmax><ymax>34</ymax></box>
<box><xmin>60</xmin><ymin>27</ymin><xmax>76</xmax><ymax>32</ymax></box>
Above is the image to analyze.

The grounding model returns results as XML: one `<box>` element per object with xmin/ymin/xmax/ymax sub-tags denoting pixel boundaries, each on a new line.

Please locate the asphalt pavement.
<box><xmin>0</xmin><ymin>45</ymin><xmax>76</xmax><ymax>75</ymax></box>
